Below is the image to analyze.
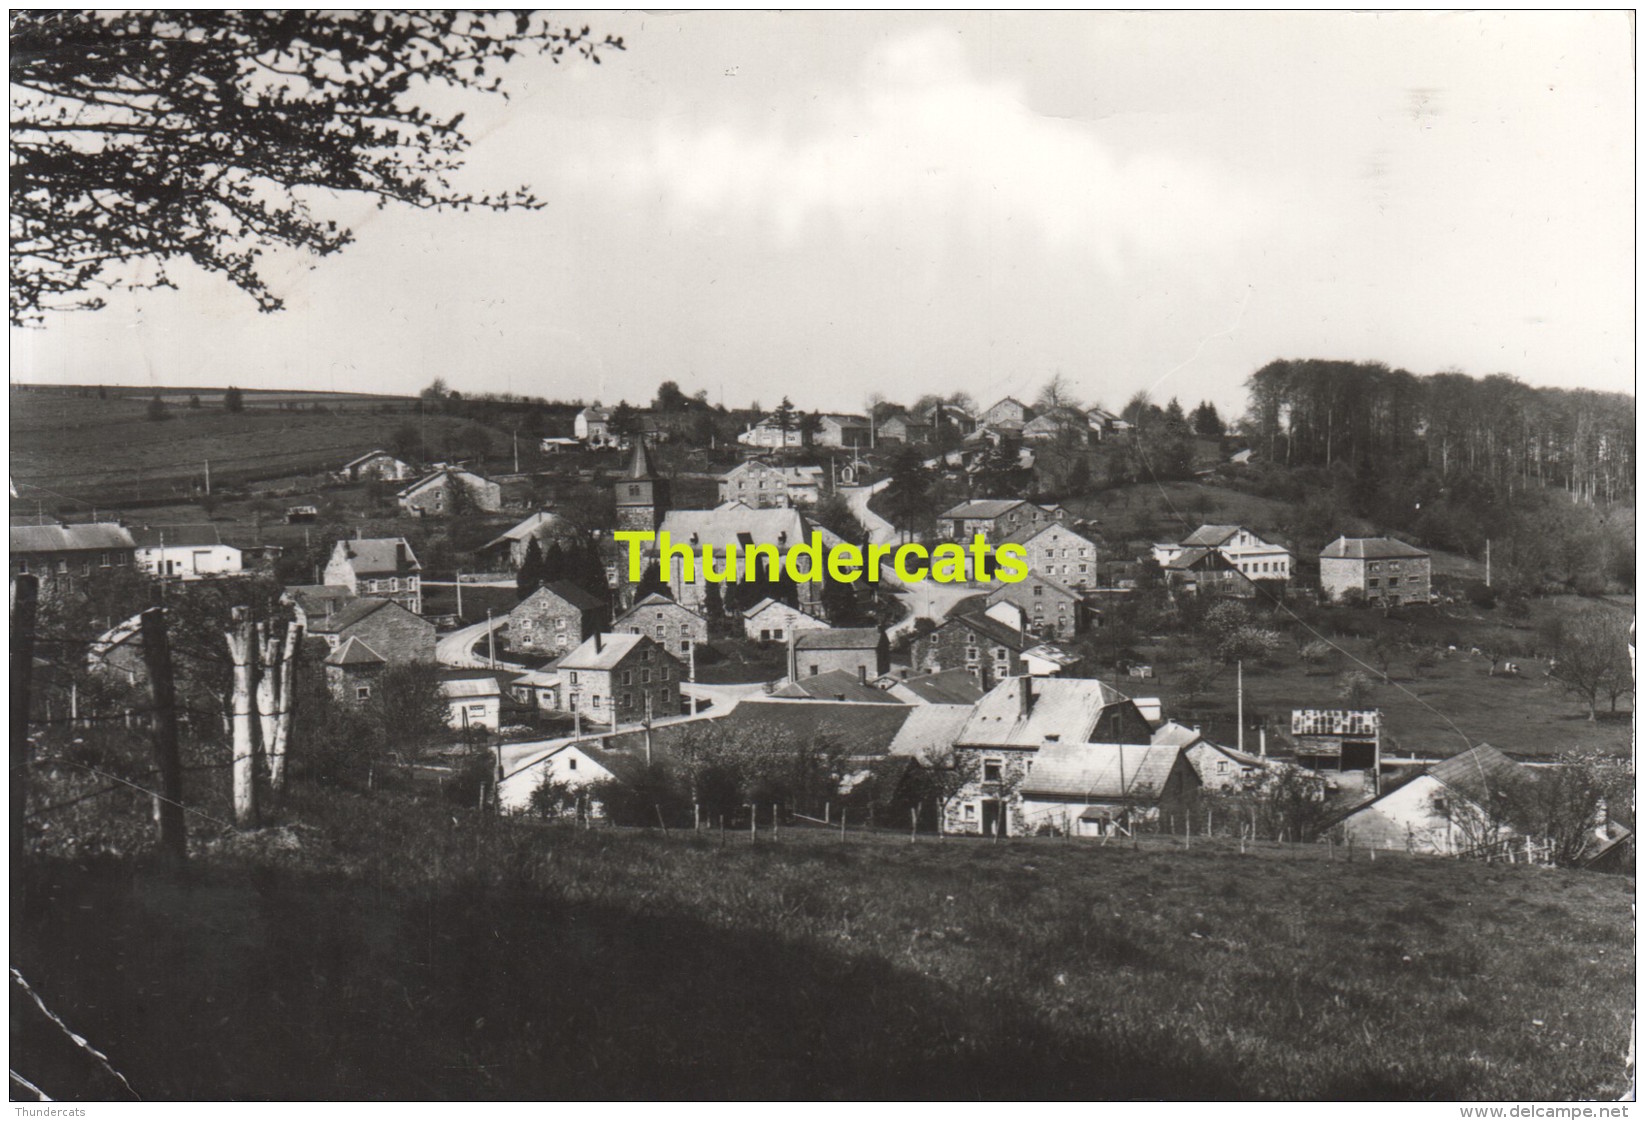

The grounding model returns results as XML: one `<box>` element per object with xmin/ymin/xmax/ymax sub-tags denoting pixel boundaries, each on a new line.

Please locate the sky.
<box><xmin>8</xmin><ymin>11</ymin><xmax>1635</xmax><ymax>418</ymax></box>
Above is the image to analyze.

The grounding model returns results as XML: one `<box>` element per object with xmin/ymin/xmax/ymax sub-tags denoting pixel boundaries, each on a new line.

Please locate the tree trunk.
<box><xmin>255</xmin><ymin>622</ymin><xmax>280</xmax><ymax>784</ymax></box>
<box><xmin>269</xmin><ymin>623</ymin><xmax>301</xmax><ymax>791</ymax></box>
<box><xmin>226</xmin><ymin>607</ymin><xmax>258</xmax><ymax>828</ymax></box>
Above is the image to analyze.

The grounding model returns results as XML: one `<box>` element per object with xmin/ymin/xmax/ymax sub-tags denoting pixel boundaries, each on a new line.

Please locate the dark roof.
<box><xmin>307</xmin><ymin>597</ymin><xmax>426</xmax><ymax>635</ymax></box>
<box><xmin>626</xmin><ymin>438</ymin><xmax>657</xmax><ymax>480</ymax></box>
<box><xmin>939</xmin><ymin>610</ymin><xmax>1031</xmax><ymax>651</ymax></box>
<box><xmin>894</xmin><ymin>669</ymin><xmax>985</xmax><ymax>705</ymax></box>
<box><xmin>336</xmin><ymin>536</ymin><xmax>419</xmax><ymax>575</ymax></box>
<box><xmin>284</xmin><ymin>584</ymin><xmax>355</xmax><ymax>617</ymax></box>
<box><xmin>527</xmin><ymin>580</ymin><xmax>607</xmax><ymax>612</ymax></box>
<box><xmin>1320</xmin><ymin>536</ymin><xmax>1430</xmax><ymax>560</ymax></box>
<box><xmin>794</xmin><ymin>627</ymin><xmax>884</xmax><ymax>651</ymax></box>
<box><xmin>10</xmin><ymin>522</ymin><xmax>136</xmax><ymax>553</ymax></box>
<box><xmin>940</xmin><ymin>499</ymin><xmax>1027</xmax><ymax>521</ymax></box>
<box><xmin>128</xmin><ymin>524</ymin><xmax>230</xmax><ymax>549</ymax></box>
<box><xmin>1427</xmin><ymin>744</ymin><xmax>1527</xmax><ymax>807</ymax></box>
<box><xmin>988</xmin><ymin>567</ymin><xmax>1082</xmax><ymax>602</ymax></box>
<box><xmin>1164</xmin><ymin>546</ymin><xmax>1233</xmax><ymax>572</ymax></box>
<box><xmin>773</xmin><ymin>671</ymin><xmax>902</xmax><ymax>704</ymax></box>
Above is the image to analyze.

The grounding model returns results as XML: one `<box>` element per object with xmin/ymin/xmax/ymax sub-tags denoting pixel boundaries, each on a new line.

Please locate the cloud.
<box><xmin>575</xmin><ymin>28</ymin><xmax>1278</xmax><ymax>277</ymax></box>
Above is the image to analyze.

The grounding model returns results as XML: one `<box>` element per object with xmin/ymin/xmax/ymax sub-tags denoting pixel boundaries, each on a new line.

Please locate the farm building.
<box><xmin>556</xmin><ymin>632</ymin><xmax>682</xmax><ymax>728</ymax></box>
<box><xmin>130</xmin><ymin>524</ymin><xmax>242</xmax><ymax>580</ymax></box>
<box><xmin>716</xmin><ymin>460</ymin><xmax>824</xmax><ymax>508</ymax></box>
<box><xmin>480</xmin><ymin>511</ymin><xmax>559</xmax><ymax>571</ymax></box>
<box><xmin>334</xmin><ymin>450</ymin><xmax>415</xmax><ymax>484</ymax></box>
<box><xmin>1017</xmin><ymin>743</ymin><xmax>1201</xmax><ymax>837</ymax></box>
<box><xmin>1153</xmin><ymin>525</ymin><xmax>1292</xmax><ymax>583</ymax></box>
<box><xmin>323</xmin><ymin>636</ymin><xmax>388</xmax><ymax>705</ymax></box>
<box><xmin>397</xmin><ymin>465</ymin><xmax>502</xmax><ymax>517</ymax></box>
<box><xmin>1335</xmin><ymin>744</ymin><xmax>1530</xmax><ymax>855</ymax></box>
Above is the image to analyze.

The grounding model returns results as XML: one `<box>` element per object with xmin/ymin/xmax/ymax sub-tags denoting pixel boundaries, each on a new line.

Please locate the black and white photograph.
<box><xmin>7</xmin><ymin>9</ymin><xmax>1636</xmax><ymax>1103</ymax></box>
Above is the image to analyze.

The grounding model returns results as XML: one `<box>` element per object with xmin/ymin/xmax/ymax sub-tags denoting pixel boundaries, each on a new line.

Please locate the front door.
<box><xmin>980</xmin><ymin>799</ymin><xmax>1006</xmax><ymax>838</ymax></box>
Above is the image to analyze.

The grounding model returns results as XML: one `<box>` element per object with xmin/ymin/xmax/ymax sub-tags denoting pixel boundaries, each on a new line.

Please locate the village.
<box><xmin>12</xmin><ymin>380</ymin><xmax>1634</xmax><ymax>867</ymax></box>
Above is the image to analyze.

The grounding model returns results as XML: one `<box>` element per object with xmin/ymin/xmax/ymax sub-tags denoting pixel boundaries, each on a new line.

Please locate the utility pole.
<box><xmin>11</xmin><ymin>574</ymin><xmax>39</xmax><ymax>885</ymax></box>
<box><xmin>513</xmin><ymin>429</ymin><xmax>520</xmax><ymax>474</ymax></box>
<box><xmin>1237</xmin><ymin>659</ymin><xmax>1245</xmax><ymax>754</ymax></box>
<box><xmin>1485</xmin><ymin>538</ymin><xmax>1491</xmax><ymax>587</ymax></box>
<box><xmin>455</xmin><ymin>572</ymin><xmax>463</xmax><ymax>618</ymax></box>
<box><xmin>139</xmin><ymin>607</ymin><xmax>186</xmax><ymax>865</ymax></box>
<box><xmin>688</xmin><ymin>641</ymin><xmax>698</xmax><ymax>716</ymax></box>
<box><xmin>204</xmin><ymin>458</ymin><xmax>211</xmax><ymax>496</ymax></box>
<box><xmin>487</xmin><ymin>609</ymin><xmax>496</xmax><ymax>668</ymax></box>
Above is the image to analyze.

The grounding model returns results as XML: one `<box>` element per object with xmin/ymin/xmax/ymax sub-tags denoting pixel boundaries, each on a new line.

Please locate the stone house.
<box><xmin>614</xmin><ymin>593</ymin><xmax>707</xmax><ymax>656</ymax></box>
<box><xmin>922</xmin><ymin>403</ymin><xmax>976</xmax><ymax>436</ymax></box>
<box><xmin>334</xmin><ymin>449</ymin><xmax>415</xmax><ymax>484</ymax></box>
<box><xmin>306</xmin><ymin>597</ymin><xmax>436</xmax><ymax>663</ymax></box>
<box><xmin>1319</xmin><ymin>537</ymin><xmax>1432</xmax><ymax>606</ymax></box>
<box><xmin>742</xmin><ymin>597</ymin><xmax>829</xmax><ymax>643</ymax></box>
<box><xmin>480</xmin><ymin>511</ymin><xmax>559</xmax><ymax>571</ymax></box>
<box><xmin>913</xmin><ymin>610</ymin><xmax>1033</xmax><ymax>691</ymax></box>
<box><xmin>942</xmin><ymin>675</ymin><xmax>1159</xmax><ymax>837</ymax></box>
<box><xmin>655</xmin><ymin>505</ymin><xmax>825</xmax><ymax>613</ymax></box>
<box><xmin>1017</xmin><ymin>743</ymin><xmax>1201</xmax><ymax>836</ymax></box>
<box><xmin>397</xmin><ymin>465</ymin><xmax>502</xmax><ymax>516</ymax></box>
<box><xmin>717</xmin><ymin>460</ymin><xmax>825</xmax><ymax>508</ymax></box>
<box><xmin>323</xmin><ymin>635</ymin><xmax>388</xmax><ymax>705</ymax></box>
<box><xmin>986</xmin><ymin>570</ymin><xmax>1087</xmax><ymax>640</ymax></box>
<box><xmin>575</xmin><ymin>405</ymin><xmax>615</xmax><ymax>447</ymax></box>
<box><xmin>10</xmin><ymin>522</ymin><xmax>137</xmax><ymax>586</ymax></box>
<box><xmin>937</xmin><ymin>499</ymin><xmax>1063</xmax><ymax>545</ymax></box>
<box><xmin>556</xmin><ymin>632</ymin><xmax>683</xmax><ymax>728</ymax></box>
<box><xmin>1006</xmin><ymin>522</ymin><xmax>1100</xmax><ymax>589</ymax></box>
<box><xmin>508</xmin><ymin>581</ymin><xmax>609</xmax><ymax>657</ymax></box>
<box><xmin>323</xmin><ymin>536</ymin><xmax>423</xmax><ymax>614</ymax></box>
<box><xmin>788</xmin><ymin>627</ymin><xmax>890</xmax><ymax>683</ymax></box>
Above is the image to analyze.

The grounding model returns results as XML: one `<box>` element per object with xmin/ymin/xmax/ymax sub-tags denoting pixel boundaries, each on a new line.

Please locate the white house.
<box><xmin>440</xmin><ymin>673</ymin><xmax>505</xmax><ymax>732</ymax></box>
<box><xmin>575</xmin><ymin>406</ymin><xmax>616</xmax><ymax>447</ymax></box>
<box><xmin>736</xmin><ymin>416</ymin><xmax>806</xmax><ymax>449</ymax></box>
<box><xmin>334</xmin><ymin>450</ymin><xmax>416</xmax><ymax>484</ymax></box>
<box><xmin>1336</xmin><ymin>744</ymin><xmax>1529</xmax><ymax>855</ymax></box>
<box><xmin>130</xmin><ymin>525</ymin><xmax>243</xmax><ymax>580</ymax></box>
<box><xmin>1152</xmin><ymin>525</ymin><xmax>1292</xmax><ymax>583</ymax></box>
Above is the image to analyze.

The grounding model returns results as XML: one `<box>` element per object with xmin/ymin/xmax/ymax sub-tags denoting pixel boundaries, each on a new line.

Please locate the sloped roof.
<box><xmin>484</xmin><ymin>511</ymin><xmax>557</xmax><ymax>550</ymax></box>
<box><xmin>440</xmin><ymin>676</ymin><xmax>505</xmax><ymax>699</ymax></box>
<box><xmin>988</xmin><ymin>567</ymin><xmax>1082</xmax><ymax>602</ymax></box>
<box><xmin>579</xmin><ymin>405</ymin><xmax>611</xmax><ymax>421</ymax></box>
<box><xmin>939</xmin><ymin>610</ymin><xmax>1032</xmax><ymax>652</ymax></box>
<box><xmin>773</xmin><ymin>670</ymin><xmax>901</xmax><ymax>704</ymax></box>
<box><xmin>558</xmin><ymin>631</ymin><xmax>648</xmax><ymax>671</ymax></box>
<box><xmin>892</xmin><ymin>669</ymin><xmax>985</xmax><ymax>706</ymax></box>
<box><xmin>1022</xmin><ymin>643</ymin><xmax>1080</xmax><ymax>667</ymax></box>
<box><xmin>794</xmin><ymin>627</ymin><xmax>883</xmax><ymax>651</ymax></box>
<box><xmin>720</xmin><ymin>460</ymin><xmax>825</xmax><ymax>482</ymax></box>
<box><xmin>658</xmin><ymin>506</ymin><xmax>809</xmax><ymax>552</ymax></box>
<box><xmin>940</xmin><ymin>499</ymin><xmax>1027</xmax><ymax>521</ymax></box>
<box><xmin>616</xmin><ymin>593</ymin><xmax>698</xmax><ymax>625</ymax></box>
<box><xmin>284</xmin><ymin>584</ymin><xmax>355</xmax><ymax>617</ymax></box>
<box><xmin>886</xmin><ymin>704</ymin><xmax>974</xmax><ymax>758</ymax></box>
<box><xmin>1427</xmin><ymin>743</ymin><xmax>1527</xmax><ymax>807</ymax></box>
<box><xmin>1180</xmin><ymin>525</ymin><xmax>1242</xmax><ymax>547</ymax></box>
<box><xmin>1003</xmin><ymin>521</ymin><xmax>1098</xmax><ymax>550</ymax></box>
<box><xmin>726</xmin><ymin>699</ymin><xmax>912</xmax><ymax>755</ymax></box>
<box><xmin>335</xmin><ymin>536</ymin><xmax>419</xmax><ymax>575</ymax></box>
<box><xmin>10</xmin><ymin>522</ymin><xmax>136</xmax><ymax>553</ymax></box>
<box><xmin>518</xmin><ymin>581</ymin><xmax>606</xmax><ymax>613</ymax></box>
<box><xmin>1320</xmin><ymin>536</ymin><xmax>1430</xmax><ymax>560</ymax></box>
<box><xmin>324</xmin><ymin>635</ymin><xmax>387</xmax><ymax>667</ymax></box>
<box><xmin>820</xmin><ymin>413</ymin><xmax>870</xmax><ymax>426</ymax></box>
<box><xmin>1151</xmin><ymin>720</ymin><xmax>1204</xmax><ymax>748</ymax></box>
<box><xmin>341</xmin><ymin>449</ymin><xmax>406</xmax><ymax>471</ymax></box>
<box><xmin>88</xmin><ymin>612</ymin><xmax>144</xmax><ymax>662</ymax></box>
<box><xmin>307</xmin><ymin>597</ymin><xmax>426</xmax><ymax>635</ymax></box>
<box><xmin>1163</xmin><ymin>547</ymin><xmax>1230</xmax><ymax>572</ymax></box>
<box><xmin>957</xmin><ymin>675</ymin><xmax>1134</xmax><ymax>749</ymax></box>
<box><xmin>626</xmin><ymin>438</ymin><xmax>657</xmax><ymax>480</ymax></box>
<box><xmin>130</xmin><ymin>524</ymin><xmax>231</xmax><ymax>549</ymax></box>
<box><xmin>1020</xmin><ymin>743</ymin><xmax>1187</xmax><ymax>800</ymax></box>
<box><xmin>398</xmin><ymin>466</ymin><xmax>493</xmax><ymax>499</ymax></box>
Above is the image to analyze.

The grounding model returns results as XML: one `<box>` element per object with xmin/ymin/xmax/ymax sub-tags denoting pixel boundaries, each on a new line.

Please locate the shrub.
<box><xmin>1463</xmin><ymin>580</ymin><xmax>1497</xmax><ymax>609</ymax></box>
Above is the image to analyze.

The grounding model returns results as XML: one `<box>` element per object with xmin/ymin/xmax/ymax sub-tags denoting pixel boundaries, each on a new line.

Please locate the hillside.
<box><xmin>12</xmin><ymin>789</ymin><xmax>1633</xmax><ymax>1101</ymax></box>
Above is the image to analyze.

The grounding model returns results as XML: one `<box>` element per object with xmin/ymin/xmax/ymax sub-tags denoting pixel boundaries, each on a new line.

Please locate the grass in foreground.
<box><xmin>12</xmin><ymin>788</ymin><xmax>1634</xmax><ymax>1101</ymax></box>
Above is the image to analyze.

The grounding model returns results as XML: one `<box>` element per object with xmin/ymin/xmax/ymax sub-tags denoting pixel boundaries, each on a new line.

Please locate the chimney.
<box><xmin>778</xmin><ymin>530</ymin><xmax>788</xmax><ymax>547</ymax></box>
<box><xmin>1018</xmin><ymin>675</ymin><xmax>1034</xmax><ymax>717</ymax></box>
<box><xmin>857</xmin><ymin>665</ymin><xmax>867</xmax><ymax>683</ymax></box>
<box><xmin>355</xmin><ymin>527</ymin><xmax>362</xmax><ymax>540</ymax></box>
<box><xmin>594</xmin><ymin>632</ymin><xmax>602</xmax><ymax>654</ymax></box>
<box><xmin>396</xmin><ymin>541</ymin><xmax>407</xmax><ymax>568</ymax></box>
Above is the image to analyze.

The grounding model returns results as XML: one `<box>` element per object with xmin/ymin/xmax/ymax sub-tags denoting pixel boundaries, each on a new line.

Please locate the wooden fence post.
<box><xmin>269</xmin><ymin>622</ymin><xmax>301</xmax><ymax>792</ymax></box>
<box><xmin>139</xmin><ymin>607</ymin><xmax>186</xmax><ymax>865</ymax></box>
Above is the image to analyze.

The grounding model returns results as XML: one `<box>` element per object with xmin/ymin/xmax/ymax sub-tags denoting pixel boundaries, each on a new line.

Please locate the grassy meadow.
<box><xmin>11</xmin><ymin>787</ymin><xmax>1634</xmax><ymax>1101</ymax></box>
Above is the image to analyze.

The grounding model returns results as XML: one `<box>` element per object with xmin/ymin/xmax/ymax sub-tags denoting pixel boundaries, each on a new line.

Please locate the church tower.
<box><xmin>615</xmin><ymin>437</ymin><xmax>668</xmax><ymax>534</ymax></box>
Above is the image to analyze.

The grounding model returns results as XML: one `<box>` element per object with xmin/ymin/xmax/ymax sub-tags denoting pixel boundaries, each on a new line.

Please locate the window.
<box><xmin>568</xmin><ymin>758</ymin><xmax>577</xmax><ymax>771</ymax></box>
<box><xmin>1216</xmin><ymin>761</ymin><xmax>1229</xmax><ymax>774</ymax></box>
<box><xmin>641</xmin><ymin>669</ymin><xmax>651</xmax><ymax>684</ymax></box>
<box><xmin>773</xmin><ymin>628</ymin><xmax>784</xmax><ymax>640</ymax></box>
<box><xmin>620</xmin><ymin>692</ymin><xmax>632</xmax><ymax>707</ymax></box>
<box><xmin>621</xmin><ymin>670</ymin><xmax>632</xmax><ymax>685</ymax></box>
<box><xmin>356</xmin><ymin>685</ymin><xmax>371</xmax><ymax>701</ymax></box>
<box><xmin>628</xmin><ymin>485</ymin><xmax>641</xmax><ymax>497</ymax></box>
<box><xmin>592</xmin><ymin>695</ymin><xmax>602</xmax><ymax>710</ymax></box>
<box><xmin>760</xmin><ymin>629</ymin><xmax>771</xmax><ymax>642</ymax></box>
<box><xmin>569</xmin><ymin>671</ymin><xmax>579</xmax><ymax>685</ymax></box>
<box><xmin>809</xmin><ymin>664</ymin><xmax>819</xmax><ymax>676</ymax></box>
<box><xmin>1368</xmin><ymin>578</ymin><xmax>1379</xmax><ymax>588</ymax></box>
<box><xmin>680</xmin><ymin>641</ymin><xmax>689</xmax><ymax>653</ymax></box>
<box><xmin>1033</xmin><ymin>585</ymin><xmax>1043</xmax><ymax>596</ymax></box>
<box><xmin>983</xmin><ymin>760</ymin><xmax>1003</xmax><ymax>782</ymax></box>
<box><xmin>661</xmin><ymin>666</ymin><xmax>671</xmax><ymax>681</ymax></box>
<box><xmin>963</xmin><ymin>804</ymin><xmax>978</xmax><ymax>822</ymax></box>
<box><xmin>965</xmin><ymin>646</ymin><xmax>979</xmax><ymax>662</ymax></box>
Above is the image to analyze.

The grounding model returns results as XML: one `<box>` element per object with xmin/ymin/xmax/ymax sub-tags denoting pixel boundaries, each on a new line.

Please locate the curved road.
<box><xmin>436</xmin><ymin>614</ymin><xmax>526</xmax><ymax>670</ymax></box>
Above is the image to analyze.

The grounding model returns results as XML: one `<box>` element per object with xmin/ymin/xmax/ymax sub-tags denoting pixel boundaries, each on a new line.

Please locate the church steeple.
<box><xmin>615</xmin><ymin>436</ymin><xmax>667</xmax><ymax>533</ymax></box>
